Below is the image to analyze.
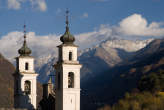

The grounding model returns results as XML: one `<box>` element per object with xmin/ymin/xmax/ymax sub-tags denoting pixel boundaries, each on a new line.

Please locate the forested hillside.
<box><xmin>98</xmin><ymin>70</ymin><xmax>164</xmax><ymax>110</ymax></box>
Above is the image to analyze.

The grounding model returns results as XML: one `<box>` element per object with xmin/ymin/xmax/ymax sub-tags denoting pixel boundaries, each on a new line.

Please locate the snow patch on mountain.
<box><xmin>79</xmin><ymin>38</ymin><xmax>154</xmax><ymax>56</ymax></box>
<box><xmin>101</xmin><ymin>38</ymin><xmax>154</xmax><ymax>52</ymax></box>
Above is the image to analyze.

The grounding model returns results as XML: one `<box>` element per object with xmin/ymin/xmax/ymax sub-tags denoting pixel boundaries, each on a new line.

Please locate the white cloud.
<box><xmin>117</xmin><ymin>14</ymin><xmax>164</xmax><ymax>37</ymax></box>
<box><xmin>0</xmin><ymin>25</ymin><xmax>112</xmax><ymax>62</ymax></box>
<box><xmin>82</xmin><ymin>13</ymin><xmax>89</xmax><ymax>18</ymax></box>
<box><xmin>30</xmin><ymin>0</ymin><xmax>47</xmax><ymax>12</ymax></box>
<box><xmin>7</xmin><ymin>0</ymin><xmax>21</xmax><ymax>10</ymax></box>
<box><xmin>0</xmin><ymin>32</ymin><xmax>60</xmax><ymax>62</ymax></box>
<box><xmin>1</xmin><ymin>13</ymin><xmax>164</xmax><ymax>63</ymax></box>
<box><xmin>7</xmin><ymin>0</ymin><xmax>47</xmax><ymax>11</ymax></box>
<box><xmin>75</xmin><ymin>24</ymin><xmax>112</xmax><ymax>49</ymax></box>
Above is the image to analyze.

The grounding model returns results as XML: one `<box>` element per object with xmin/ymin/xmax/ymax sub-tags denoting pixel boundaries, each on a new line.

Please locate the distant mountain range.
<box><xmin>79</xmin><ymin>38</ymin><xmax>153</xmax><ymax>81</ymax></box>
<box><xmin>1</xmin><ymin>37</ymin><xmax>161</xmax><ymax>109</ymax></box>
<box><xmin>81</xmin><ymin>38</ymin><xmax>164</xmax><ymax>110</ymax></box>
<box><xmin>35</xmin><ymin>38</ymin><xmax>153</xmax><ymax>83</ymax></box>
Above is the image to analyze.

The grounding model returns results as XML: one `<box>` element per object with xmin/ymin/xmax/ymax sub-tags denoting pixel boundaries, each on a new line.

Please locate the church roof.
<box><xmin>60</xmin><ymin>10</ymin><xmax>75</xmax><ymax>44</ymax></box>
<box><xmin>18</xmin><ymin>25</ymin><xmax>32</xmax><ymax>56</ymax></box>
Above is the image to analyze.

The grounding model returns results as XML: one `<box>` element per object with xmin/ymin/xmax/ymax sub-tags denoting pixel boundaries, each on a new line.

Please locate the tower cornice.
<box><xmin>57</xmin><ymin>44</ymin><xmax>79</xmax><ymax>48</ymax></box>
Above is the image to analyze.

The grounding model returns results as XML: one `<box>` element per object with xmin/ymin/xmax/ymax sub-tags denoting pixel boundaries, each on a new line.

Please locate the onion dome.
<box><xmin>60</xmin><ymin>26</ymin><xmax>75</xmax><ymax>44</ymax></box>
<box><xmin>18</xmin><ymin>25</ymin><xmax>32</xmax><ymax>56</ymax></box>
<box><xmin>60</xmin><ymin>10</ymin><xmax>75</xmax><ymax>44</ymax></box>
<box><xmin>18</xmin><ymin>40</ymin><xmax>31</xmax><ymax>56</ymax></box>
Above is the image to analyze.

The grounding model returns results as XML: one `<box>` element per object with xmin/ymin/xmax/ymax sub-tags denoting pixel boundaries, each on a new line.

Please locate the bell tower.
<box><xmin>13</xmin><ymin>25</ymin><xmax>38</xmax><ymax>110</ymax></box>
<box><xmin>54</xmin><ymin>10</ymin><xmax>82</xmax><ymax>110</ymax></box>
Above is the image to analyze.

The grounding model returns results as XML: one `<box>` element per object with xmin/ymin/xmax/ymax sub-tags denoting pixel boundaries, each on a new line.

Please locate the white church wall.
<box><xmin>20</xmin><ymin>74</ymin><xmax>38</xmax><ymax>109</ymax></box>
<box><xmin>18</xmin><ymin>57</ymin><xmax>34</xmax><ymax>73</ymax></box>
<box><xmin>62</xmin><ymin>46</ymin><xmax>77</xmax><ymax>61</ymax></box>
<box><xmin>63</xmin><ymin>91</ymin><xmax>80</xmax><ymax>110</ymax></box>
<box><xmin>55</xmin><ymin>63</ymin><xmax>81</xmax><ymax>110</ymax></box>
<box><xmin>62</xmin><ymin>64</ymin><xmax>81</xmax><ymax>89</ymax></box>
<box><xmin>15</xmin><ymin>56</ymin><xmax>38</xmax><ymax>110</ymax></box>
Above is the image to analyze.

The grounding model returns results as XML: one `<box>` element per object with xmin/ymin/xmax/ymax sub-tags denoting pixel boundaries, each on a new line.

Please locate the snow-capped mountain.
<box><xmin>36</xmin><ymin>38</ymin><xmax>153</xmax><ymax>83</ymax></box>
<box><xmin>100</xmin><ymin>38</ymin><xmax>153</xmax><ymax>52</ymax></box>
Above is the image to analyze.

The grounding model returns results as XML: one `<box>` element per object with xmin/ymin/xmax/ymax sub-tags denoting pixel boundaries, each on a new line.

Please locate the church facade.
<box><xmin>13</xmin><ymin>11</ymin><xmax>82</xmax><ymax>110</ymax></box>
<box><xmin>13</xmin><ymin>25</ymin><xmax>38</xmax><ymax>110</ymax></box>
<box><xmin>54</xmin><ymin>11</ymin><xmax>82</xmax><ymax>110</ymax></box>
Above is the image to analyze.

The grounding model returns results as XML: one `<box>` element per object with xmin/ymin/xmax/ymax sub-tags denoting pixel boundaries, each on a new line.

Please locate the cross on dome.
<box><xmin>66</xmin><ymin>9</ymin><xmax>69</xmax><ymax>28</ymax></box>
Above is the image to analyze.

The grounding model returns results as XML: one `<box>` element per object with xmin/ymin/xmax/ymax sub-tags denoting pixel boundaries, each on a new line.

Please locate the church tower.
<box><xmin>13</xmin><ymin>25</ymin><xmax>38</xmax><ymax>110</ymax></box>
<box><xmin>54</xmin><ymin>10</ymin><xmax>82</xmax><ymax>110</ymax></box>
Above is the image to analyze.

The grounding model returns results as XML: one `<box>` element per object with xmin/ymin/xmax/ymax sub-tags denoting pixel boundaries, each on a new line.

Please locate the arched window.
<box><xmin>25</xmin><ymin>62</ymin><xmax>29</xmax><ymax>70</ymax></box>
<box><xmin>68</xmin><ymin>72</ymin><xmax>74</xmax><ymax>88</ymax></box>
<box><xmin>69</xmin><ymin>52</ymin><xmax>73</xmax><ymax>61</ymax></box>
<box><xmin>24</xmin><ymin>80</ymin><xmax>31</xmax><ymax>95</ymax></box>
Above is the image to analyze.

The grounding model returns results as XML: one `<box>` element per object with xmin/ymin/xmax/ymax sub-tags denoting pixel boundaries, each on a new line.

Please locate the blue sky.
<box><xmin>0</xmin><ymin>0</ymin><xmax>164</xmax><ymax>62</ymax></box>
<box><xmin>0</xmin><ymin>0</ymin><xmax>164</xmax><ymax>36</ymax></box>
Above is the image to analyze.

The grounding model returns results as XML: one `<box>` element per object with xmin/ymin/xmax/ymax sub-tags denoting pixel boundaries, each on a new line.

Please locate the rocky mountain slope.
<box><xmin>79</xmin><ymin>38</ymin><xmax>153</xmax><ymax>81</ymax></box>
<box><xmin>0</xmin><ymin>53</ymin><xmax>15</xmax><ymax>107</ymax></box>
<box><xmin>81</xmin><ymin>38</ymin><xmax>164</xmax><ymax>110</ymax></box>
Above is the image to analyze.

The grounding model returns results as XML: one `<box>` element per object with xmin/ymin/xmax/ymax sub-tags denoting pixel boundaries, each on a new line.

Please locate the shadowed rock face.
<box><xmin>79</xmin><ymin>46</ymin><xmax>133</xmax><ymax>83</ymax></box>
<box><xmin>0</xmin><ymin>53</ymin><xmax>15</xmax><ymax>107</ymax></box>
